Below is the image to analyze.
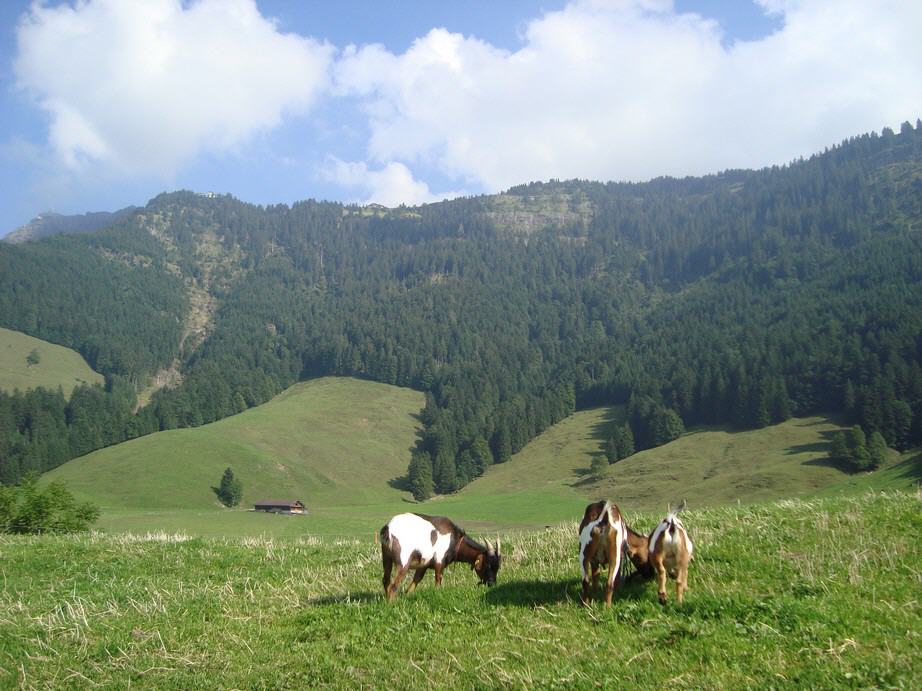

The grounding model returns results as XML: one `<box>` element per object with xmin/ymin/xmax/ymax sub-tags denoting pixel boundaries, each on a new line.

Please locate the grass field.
<box><xmin>1</xmin><ymin>491</ymin><xmax>919</xmax><ymax>688</ymax></box>
<box><xmin>0</xmin><ymin>326</ymin><xmax>103</xmax><ymax>396</ymax></box>
<box><xmin>41</xmin><ymin>377</ymin><xmax>921</xmax><ymax>538</ymax></box>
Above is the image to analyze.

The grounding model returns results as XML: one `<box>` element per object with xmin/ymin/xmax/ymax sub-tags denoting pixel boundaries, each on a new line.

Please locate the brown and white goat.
<box><xmin>379</xmin><ymin>512</ymin><xmax>501</xmax><ymax>600</ymax></box>
<box><xmin>578</xmin><ymin>500</ymin><xmax>626</xmax><ymax>606</ymax></box>
<box><xmin>648</xmin><ymin>502</ymin><xmax>694</xmax><ymax>604</ymax></box>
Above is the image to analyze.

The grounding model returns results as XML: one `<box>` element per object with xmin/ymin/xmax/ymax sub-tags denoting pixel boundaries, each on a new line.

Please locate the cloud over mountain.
<box><xmin>9</xmin><ymin>0</ymin><xmax>922</xmax><ymax>207</ymax></box>
<box><xmin>335</xmin><ymin>0</ymin><xmax>922</xmax><ymax>190</ymax></box>
<box><xmin>15</xmin><ymin>0</ymin><xmax>332</xmax><ymax>175</ymax></box>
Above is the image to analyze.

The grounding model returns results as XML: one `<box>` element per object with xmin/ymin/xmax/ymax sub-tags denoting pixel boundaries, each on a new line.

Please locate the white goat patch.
<box><xmin>607</xmin><ymin>518</ymin><xmax>625</xmax><ymax>590</ymax></box>
<box><xmin>387</xmin><ymin>513</ymin><xmax>453</xmax><ymax>568</ymax></box>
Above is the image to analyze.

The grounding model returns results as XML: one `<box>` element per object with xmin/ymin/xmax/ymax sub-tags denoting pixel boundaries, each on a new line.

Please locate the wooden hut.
<box><xmin>253</xmin><ymin>500</ymin><xmax>307</xmax><ymax>514</ymax></box>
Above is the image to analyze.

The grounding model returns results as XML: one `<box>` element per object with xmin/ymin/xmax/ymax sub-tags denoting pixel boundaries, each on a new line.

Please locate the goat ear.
<box><xmin>472</xmin><ymin>554</ymin><xmax>484</xmax><ymax>571</ymax></box>
<box><xmin>677</xmin><ymin>499</ymin><xmax>687</xmax><ymax>514</ymax></box>
<box><xmin>667</xmin><ymin>502</ymin><xmax>672</xmax><ymax>515</ymax></box>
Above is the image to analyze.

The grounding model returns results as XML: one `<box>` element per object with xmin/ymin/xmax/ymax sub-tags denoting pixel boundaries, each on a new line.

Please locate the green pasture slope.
<box><xmin>44</xmin><ymin>377</ymin><xmax>425</xmax><ymax>537</ymax></box>
<box><xmin>1</xmin><ymin>492</ymin><xmax>919</xmax><ymax>688</ymax></box>
<box><xmin>44</xmin><ymin>377</ymin><xmax>919</xmax><ymax>537</ymax></box>
<box><xmin>432</xmin><ymin>409</ymin><xmax>908</xmax><ymax>530</ymax></box>
<box><xmin>0</xmin><ymin>326</ymin><xmax>103</xmax><ymax>396</ymax></box>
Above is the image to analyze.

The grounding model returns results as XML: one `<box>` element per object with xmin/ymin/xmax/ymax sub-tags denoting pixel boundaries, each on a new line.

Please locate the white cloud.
<box><xmin>335</xmin><ymin>0</ymin><xmax>922</xmax><ymax>190</ymax></box>
<box><xmin>323</xmin><ymin>157</ymin><xmax>466</xmax><ymax>207</ymax></box>
<box><xmin>12</xmin><ymin>0</ymin><xmax>921</xmax><ymax>203</ymax></box>
<box><xmin>15</xmin><ymin>0</ymin><xmax>333</xmax><ymax>176</ymax></box>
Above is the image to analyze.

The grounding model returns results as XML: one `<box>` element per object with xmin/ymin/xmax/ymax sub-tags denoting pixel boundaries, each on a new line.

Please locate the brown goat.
<box><xmin>623</xmin><ymin>522</ymin><xmax>655</xmax><ymax>580</ymax></box>
<box><xmin>578</xmin><ymin>500</ymin><xmax>626</xmax><ymax>606</ymax></box>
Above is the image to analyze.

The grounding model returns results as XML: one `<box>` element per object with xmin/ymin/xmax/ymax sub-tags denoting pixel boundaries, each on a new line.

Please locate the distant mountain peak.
<box><xmin>3</xmin><ymin>207</ymin><xmax>137</xmax><ymax>244</ymax></box>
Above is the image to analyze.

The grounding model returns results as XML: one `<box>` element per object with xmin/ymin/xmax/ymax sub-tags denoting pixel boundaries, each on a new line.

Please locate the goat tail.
<box><xmin>378</xmin><ymin>524</ymin><xmax>389</xmax><ymax>547</ymax></box>
<box><xmin>601</xmin><ymin>500</ymin><xmax>613</xmax><ymax>525</ymax></box>
<box><xmin>603</xmin><ymin>501</ymin><xmax>621</xmax><ymax>532</ymax></box>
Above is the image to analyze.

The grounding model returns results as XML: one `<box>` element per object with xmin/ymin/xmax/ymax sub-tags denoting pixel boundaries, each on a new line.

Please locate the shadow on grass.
<box><xmin>485</xmin><ymin>578</ymin><xmax>580</xmax><ymax>606</ymax></box>
<box><xmin>387</xmin><ymin>474</ymin><xmax>411</xmax><ymax>492</ymax></box>
<box><xmin>803</xmin><ymin>455</ymin><xmax>868</xmax><ymax>474</ymax></box>
<box><xmin>561</xmin><ymin>406</ymin><xmax>624</xmax><ymax>487</ymax></box>
<box><xmin>787</xmin><ymin>429</ymin><xmax>838</xmax><ymax>457</ymax></box>
<box><xmin>571</xmin><ymin>461</ymin><xmax>605</xmax><ymax>488</ymax></box>
<box><xmin>895</xmin><ymin>451</ymin><xmax>922</xmax><ymax>483</ymax></box>
<box><xmin>485</xmin><ymin>574</ymin><xmax>654</xmax><ymax>608</ymax></box>
<box><xmin>801</xmin><ymin>456</ymin><xmax>841</xmax><ymax>469</ymax></box>
<box><xmin>301</xmin><ymin>575</ymin><xmax>660</xmax><ymax>610</ymax></box>
<box><xmin>786</xmin><ymin>441</ymin><xmax>829</xmax><ymax>455</ymax></box>
<box><xmin>304</xmin><ymin>591</ymin><xmax>381</xmax><ymax>606</ymax></box>
<box><xmin>588</xmin><ymin>407</ymin><xmax>621</xmax><ymax>444</ymax></box>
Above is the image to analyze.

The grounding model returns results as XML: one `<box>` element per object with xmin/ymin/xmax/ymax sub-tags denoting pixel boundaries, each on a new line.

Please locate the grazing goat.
<box><xmin>379</xmin><ymin>513</ymin><xmax>501</xmax><ymax>600</ymax></box>
<box><xmin>578</xmin><ymin>500</ymin><xmax>626</xmax><ymax>606</ymax></box>
<box><xmin>648</xmin><ymin>501</ymin><xmax>694</xmax><ymax>604</ymax></box>
<box><xmin>623</xmin><ymin>522</ymin><xmax>655</xmax><ymax>580</ymax></box>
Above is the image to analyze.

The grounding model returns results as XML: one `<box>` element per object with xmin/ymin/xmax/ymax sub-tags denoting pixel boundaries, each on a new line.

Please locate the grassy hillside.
<box><xmin>818</xmin><ymin>448</ymin><xmax>922</xmax><ymax>496</ymax></box>
<box><xmin>44</xmin><ymin>377</ymin><xmax>424</xmax><ymax>534</ymax></box>
<box><xmin>0</xmin><ymin>326</ymin><xmax>103</xmax><ymax>396</ymax></box>
<box><xmin>1</xmin><ymin>492</ymin><xmax>918</xmax><ymax>688</ymax></box>
<box><xmin>432</xmin><ymin>410</ymin><xmax>891</xmax><ymax>530</ymax></box>
<box><xmin>43</xmin><ymin>374</ymin><xmax>918</xmax><ymax>538</ymax></box>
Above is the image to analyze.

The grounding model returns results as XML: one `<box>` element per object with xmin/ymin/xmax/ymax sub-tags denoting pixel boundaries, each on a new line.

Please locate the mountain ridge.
<box><xmin>3</xmin><ymin>206</ymin><xmax>138</xmax><ymax>244</ymax></box>
<box><xmin>1</xmin><ymin>123</ymin><xmax>920</xmax><ymax>493</ymax></box>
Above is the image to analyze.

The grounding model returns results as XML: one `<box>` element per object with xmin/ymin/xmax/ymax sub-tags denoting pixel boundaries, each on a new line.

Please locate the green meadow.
<box><xmin>0</xmin><ymin>327</ymin><xmax>103</xmax><ymax>397</ymax></box>
<box><xmin>1</xmin><ymin>492</ymin><xmax>919</xmax><ymax>688</ymax></box>
<box><xmin>12</xmin><ymin>377</ymin><xmax>922</xmax><ymax>688</ymax></box>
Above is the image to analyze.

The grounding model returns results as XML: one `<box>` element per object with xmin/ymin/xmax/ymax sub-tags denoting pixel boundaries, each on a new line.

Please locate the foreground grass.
<box><xmin>2</xmin><ymin>492</ymin><xmax>919</xmax><ymax>688</ymax></box>
<box><xmin>0</xmin><ymin>326</ymin><xmax>103</xmax><ymax>397</ymax></box>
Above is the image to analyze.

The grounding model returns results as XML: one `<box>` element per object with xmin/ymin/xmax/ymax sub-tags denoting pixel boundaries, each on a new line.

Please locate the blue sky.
<box><xmin>1</xmin><ymin>0</ymin><xmax>919</xmax><ymax>234</ymax></box>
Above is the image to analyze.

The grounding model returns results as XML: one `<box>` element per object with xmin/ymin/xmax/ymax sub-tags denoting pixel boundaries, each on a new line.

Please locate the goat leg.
<box><xmin>406</xmin><ymin>567</ymin><xmax>427</xmax><ymax>594</ymax></box>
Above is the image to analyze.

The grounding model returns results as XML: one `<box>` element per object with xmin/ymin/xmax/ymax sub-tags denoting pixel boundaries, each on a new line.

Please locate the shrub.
<box><xmin>0</xmin><ymin>476</ymin><xmax>99</xmax><ymax>534</ymax></box>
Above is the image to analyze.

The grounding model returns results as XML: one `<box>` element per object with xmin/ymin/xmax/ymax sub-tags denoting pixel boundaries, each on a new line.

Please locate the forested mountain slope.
<box><xmin>1</xmin><ymin>123</ymin><xmax>920</xmax><ymax>492</ymax></box>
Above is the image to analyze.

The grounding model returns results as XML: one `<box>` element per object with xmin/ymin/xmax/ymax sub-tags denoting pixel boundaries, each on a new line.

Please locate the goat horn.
<box><xmin>485</xmin><ymin>539</ymin><xmax>494</xmax><ymax>554</ymax></box>
<box><xmin>496</xmin><ymin>537</ymin><xmax>501</xmax><ymax>555</ymax></box>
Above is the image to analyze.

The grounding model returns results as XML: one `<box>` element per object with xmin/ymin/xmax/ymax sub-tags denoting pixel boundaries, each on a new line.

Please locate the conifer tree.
<box><xmin>590</xmin><ymin>454</ymin><xmax>610</xmax><ymax>481</ymax></box>
<box><xmin>846</xmin><ymin>426</ymin><xmax>871</xmax><ymax>471</ymax></box>
<box><xmin>618</xmin><ymin>423</ymin><xmax>635</xmax><ymax>459</ymax></box>
<box><xmin>606</xmin><ymin>427</ymin><xmax>622</xmax><ymax>463</ymax></box>
<box><xmin>408</xmin><ymin>450</ymin><xmax>434</xmax><ymax>501</ymax></box>
<box><xmin>216</xmin><ymin>467</ymin><xmax>243</xmax><ymax>507</ymax></box>
<box><xmin>867</xmin><ymin>431</ymin><xmax>888</xmax><ymax>470</ymax></box>
<box><xmin>829</xmin><ymin>431</ymin><xmax>849</xmax><ymax>466</ymax></box>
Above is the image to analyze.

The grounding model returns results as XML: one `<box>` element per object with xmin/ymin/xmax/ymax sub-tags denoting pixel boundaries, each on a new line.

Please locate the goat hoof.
<box><xmin>658</xmin><ymin>593</ymin><xmax>667</xmax><ymax>605</ymax></box>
